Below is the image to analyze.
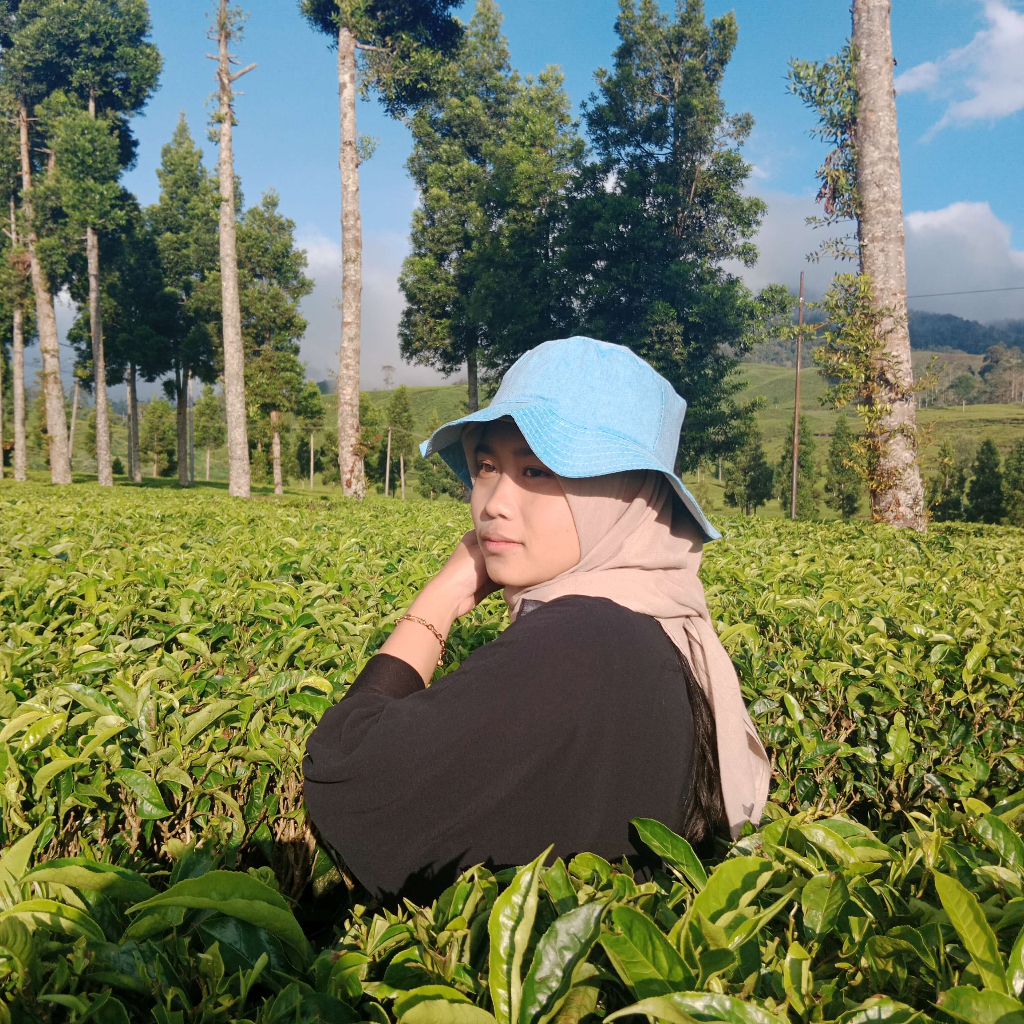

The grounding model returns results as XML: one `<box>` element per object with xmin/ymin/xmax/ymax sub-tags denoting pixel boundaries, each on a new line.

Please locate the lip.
<box><xmin>482</xmin><ymin>537</ymin><xmax>521</xmax><ymax>551</ymax></box>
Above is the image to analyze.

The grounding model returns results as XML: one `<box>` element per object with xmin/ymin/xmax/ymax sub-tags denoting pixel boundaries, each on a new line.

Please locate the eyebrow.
<box><xmin>475</xmin><ymin>442</ymin><xmax>537</xmax><ymax>459</ymax></box>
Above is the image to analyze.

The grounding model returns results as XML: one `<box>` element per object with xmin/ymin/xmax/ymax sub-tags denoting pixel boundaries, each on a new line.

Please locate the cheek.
<box><xmin>531</xmin><ymin>495</ymin><xmax>580</xmax><ymax>570</ymax></box>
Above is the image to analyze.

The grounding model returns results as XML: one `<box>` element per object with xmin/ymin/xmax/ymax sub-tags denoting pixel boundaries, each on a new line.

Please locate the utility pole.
<box><xmin>384</xmin><ymin>426</ymin><xmax>392</xmax><ymax>497</ymax></box>
<box><xmin>790</xmin><ymin>272</ymin><xmax>805</xmax><ymax>521</ymax></box>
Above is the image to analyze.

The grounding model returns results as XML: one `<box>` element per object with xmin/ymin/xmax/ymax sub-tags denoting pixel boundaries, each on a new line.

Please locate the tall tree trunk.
<box><xmin>216</xmin><ymin>0</ymin><xmax>253</xmax><ymax>499</ymax></box>
<box><xmin>206</xmin><ymin>446</ymin><xmax>211</xmax><ymax>482</ymax></box>
<box><xmin>125</xmin><ymin>369</ymin><xmax>134</xmax><ymax>481</ymax></box>
<box><xmin>853</xmin><ymin>0</ymin><xmax>925</xmax><ymax>531</ymax></box>
<box><xmin>128</xmin><ymin>362</ymin><xmax>142</xmax><ymax>483</ymax></box>
<box><xmin>188</xmin><ymin>372</ymin><xmax>195</xmax><ymax>485</ymax></box>
<box><xmin>467</xmin><ymin>349</ymin><xmax>479</xmax><ymax>413</ymax></box>
<box><xmin>86</xmin><ymin>91</ymin><xmax>112</xmax><ymax>487</ymax></box>
<box><xmin>336</xmin><ymin>25</ymin><xmax>366</xmax><ymax>499</ymax></box>
<box><xmin>67</xmin><ymin>379</ymin><xmax>79</xmax><ymax>473</ymax></box>
<box><xmin>309</xmin><ymin>431</ymin><xmax>314</xmax><ymax>490</ymax></box>
<box><xmin>400</xmin><ymin>453</ymin><xmax>405</xmax><ymax>500</ymax></box>
<box><xmin>271</xmin><ymin>408</ymin><xmax>283</xmax><ymax>494</ymax></box>
<box><xmin>9</xmin><ymin>197</ymin><xmax>26</xmax><ymax>482</ymax></box>
<box><xmin>11</xmin><ymin>307</ymin><xmax>25</xmax><ymax>481</ymax></box>
<box><xmin>176</xmin><ymin>368</ymin><xmax>189</xmax><ymax>486</ymax></box>
<box><xmin>18</xmin><ymin>100</ymin><xmax>70</xmax><ymax>484</ymax></box>
<box><xmin>153</xmin><ymin>456</ymin><xmax>158</xmax><ymax>479</ymax></box>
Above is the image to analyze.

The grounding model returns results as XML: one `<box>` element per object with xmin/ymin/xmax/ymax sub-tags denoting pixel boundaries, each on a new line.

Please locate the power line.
<box><xmin>908</xmin><ymin>285</ymin><xmax>1024</xmax><ymax>300</ymax></box>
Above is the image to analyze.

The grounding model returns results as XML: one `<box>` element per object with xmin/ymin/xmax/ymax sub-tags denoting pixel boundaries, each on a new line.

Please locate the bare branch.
<box><xmin>355</xmin><ymin>42</ymin><xmax>388</xmax><ymax>54</ymax></box>
<box><xmin>230</xmin><ymin>63</ymin><xmax>257</xmax><ymax>82</ymax></box>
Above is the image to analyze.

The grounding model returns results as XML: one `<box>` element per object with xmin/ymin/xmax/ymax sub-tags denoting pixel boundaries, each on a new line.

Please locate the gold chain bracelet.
<box><xmin>397</xmin><ymin>614</ymin><xmax>446</xmax><ymax>667</ymax></box>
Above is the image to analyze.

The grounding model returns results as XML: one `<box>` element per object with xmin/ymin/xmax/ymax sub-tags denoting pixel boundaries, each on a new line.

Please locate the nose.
<box><xmin>482</xmin><ymin>469</ymin><xmax>517</xmax><ymax>521</ymax></box>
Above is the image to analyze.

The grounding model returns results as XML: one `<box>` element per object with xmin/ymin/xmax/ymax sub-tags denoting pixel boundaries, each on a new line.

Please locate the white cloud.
<box><xmin>904</xmin><ymin>200</ymin><xmax>1024</xmax><ymax>320</ymax></box>
<box><xmin>295</xmin><ymin>225</ymin><xmax>450</xmax><ymax>390</ymax></box>
<box><xmin>895</xmin><ymin>0</ymin><xmax>1024</xmax><ymax>137</ymax></box>
<box><xmin>729</xmin><ymin>193</ymin><xmax>1024</xmax><ymax>323</ymax></box>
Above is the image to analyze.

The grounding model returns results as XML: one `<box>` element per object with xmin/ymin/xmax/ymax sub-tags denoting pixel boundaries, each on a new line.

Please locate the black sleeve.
<box><xmin>302</xmin><ymin>595</ymin><xmax>693</xmax><ymax>903</ymax></box>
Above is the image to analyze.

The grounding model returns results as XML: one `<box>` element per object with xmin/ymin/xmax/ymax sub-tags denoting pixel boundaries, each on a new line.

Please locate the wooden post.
<box><xmin>384</xmin><ymin>426</ymin><xmax>392</xmax><ymax>497</ymax></box>
<box><xmin>400</xmin><ymin>453</ymin><xmax>405</xmax><ymax>500</ymax></box>
<box><xmin>790</xmin><ymin>272</ymin><xmax>805</xmax><ymax>521</ymax></box>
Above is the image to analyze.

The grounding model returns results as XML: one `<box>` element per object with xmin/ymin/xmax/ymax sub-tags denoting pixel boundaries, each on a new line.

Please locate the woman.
<box><xmin>303</xmin><ymin>336</ymin><xmax>769</xmax><ymax>902</ymax></box>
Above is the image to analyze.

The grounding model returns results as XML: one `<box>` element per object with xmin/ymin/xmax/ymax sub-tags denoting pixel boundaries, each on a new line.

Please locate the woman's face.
<box><xmin>469</xmin><ymin>419</ymin><xmax>581</xmax><ymax>587</ymax></box>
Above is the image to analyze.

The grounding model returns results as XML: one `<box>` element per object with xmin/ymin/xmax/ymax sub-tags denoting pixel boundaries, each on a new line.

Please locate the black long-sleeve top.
<box><xmin>302</xmin><ymin>594</ymin><xmax>694</xmax><ymax>902</ymax></box>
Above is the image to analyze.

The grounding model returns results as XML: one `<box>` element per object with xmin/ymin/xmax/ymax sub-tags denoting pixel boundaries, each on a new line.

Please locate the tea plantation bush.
<box><xmin>1</xmin><ymin>484</ymin><xmax>1023</xmax><ymax>1024</ymax></box>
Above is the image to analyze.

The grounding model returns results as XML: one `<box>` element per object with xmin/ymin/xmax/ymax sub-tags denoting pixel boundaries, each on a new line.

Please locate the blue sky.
<box><xmin>52</xmin><ymin>0</ymin><xmax>1024</xmax><ymax>391</ymax></box>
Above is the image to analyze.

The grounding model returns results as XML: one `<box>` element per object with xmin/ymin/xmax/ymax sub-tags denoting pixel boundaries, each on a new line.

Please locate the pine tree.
<box><xmin>560</xmin><ymin>0</ymin><xmax>789</xmax><ymax>473</ymax></box>
<box><xmin>299</xmin><ymin>0</ymin><xmax>462</xmax><ymax>498</ymax></box>
<box><xmin>966</xmin><ymin>438</ymin><xmax>1005</xmax><ymax>524</ymax></box>
<box><xmin>927</xmin><ymin>441</ymin><xmax>966</xmax><ymax>522</ymax></box>
<box><xmin>238</xmin><ymin>189</ymin><xmax>313</xmax><ymax>496</ymax></box>
<box><xmin>383</xmin><ymin>384</ymin><xmax>416</xmax><ymax>497</ymax></box>
<box><xmin>147</xmin><ymin>114</ymin><xmax>220</xmax><ymax>487</ymax></box>
<box><xmin>777</xmin><ymin>417</ymin><xmax>818</xmax><ymax>519</ymax></box>
<box><xmin>1003</xmin><ymin>438</ymin><xmax>1024</xmax><ymax>528</ymax></box>
<box><xmin>723</xmin><ymin>425</ymin><xmax>774</xmax><ymax>516</ymax></box>
<box><xmin>193</xmin><ymin>384</ymin><xmax>225</xmax><ymax>481</ymax></box>
<box><xmin>139</xmin><ymin>397</ymin><xmax>177</xmax><ymax>478</ymax></box>
<box><xmin>824</xmin><ymin>415</ymin><xmax>862</xmax><ymax>519</ymax></box>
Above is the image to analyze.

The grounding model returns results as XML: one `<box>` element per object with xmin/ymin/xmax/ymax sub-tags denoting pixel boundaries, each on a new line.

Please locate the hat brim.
<box><xmin>419</xmin><ymin>400</ymin><xmax>722</xmax><ymax>542</ymax></box>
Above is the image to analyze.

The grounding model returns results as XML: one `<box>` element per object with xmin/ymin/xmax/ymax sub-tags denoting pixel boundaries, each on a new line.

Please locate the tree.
<box><xmin>147</xmin><ymin>114</ymin><xmax>220</xmax><ymax>487</ymax></box>
<box><xmin>1</xmin><ymin>4</ymin><xmax>72</xmax><ymax>483</ymax></box>
<box><xmin>558</xmin><ymin>0</ymin><xmax>789</xmax><ymax>474</ymax></box>
<box><xmin>211</xmin><ymin>0</ymin><xmax>255</xmax><ymax>499</ymax></box>
<box><xmin>927</xmin><ymin>440</ymin><xmax>966</xmax><ymax>522</ymax></box>
<box><xmin>299</xmin><ymin>0</ymin><xmax>463</xmax><ymax>498</ymax></box>
<box><xmin>357</xmin><ymin>392</ymin><xmax>386</xmax><ymax>487</ymax></box>
<box><xmin>139</xmin><ymin>396</ymin><xmax>176</xmax><ymax>477</ymax></box>
<box><xmin>824</xmin><ymin>414</ymin><xmax>862</xmax><ymax>519</ymax></box>
<box><xmin>948</xmin><ymin>372</ymin><xmax>976</xmax><ymax>407</ymax></box>
<box><xmin>0</xmin><ymin>112</ymin><xmax>35</xmax><ymax>482</ymax></box>
<box><xmin>247</xmin><ymin>350</ymin><xmax>304</xmax><ymax>494</ymax></box>
<box><xmin>384</xmin><ymin>383</ymin><xmax>415</xmax><ymax>496</ymax></box>
<box><xmin>237</xmin><ymin>189</ymin><xmax>313</xmax><ymax>496</ymax></box>
<box><xmin>16</xmin><ymin>0</ymin><xmax>160</xmax><ymax>487</ymax></box>
<box><xmin>722</xmin><ymin>424</ymin><xmax>774</xmax><ymax>516</ymax></box>
<box><xmin>1003</xmin><ymin>438</ymin><xmax>1024</xmax><ymax>528</ymax></box>
<box><xmin>193</xmin><ymin>383</ymin><xmax>225</xmax><ymax>481</ymax></box>
<box><xmin>966</xmin><ymin>438</ymin><xmax>1005</xmax><ymax>524</ymax></box>
<box><xmin>777</xmin><ymin>416</ymin><xmax>817</xmax><ymax>519</ymax></box>
<box><xmin>790</xmin><ymin>1</ymin><xmax>927</xmax><ymax>530</ymax></box>
<box><xmin>101</xmin><ymin>205</ymin><xmax>175</xmax><ymax>483</ymax></box>
<box><xmin>294</xmin><ymin>378</ymin><xmax>324</xmax><ymax>490</ymax></box>
<box><xmin>399</xmin><ymin>1</ymin><xmax>578</xmax><ymax>410</ymax></box>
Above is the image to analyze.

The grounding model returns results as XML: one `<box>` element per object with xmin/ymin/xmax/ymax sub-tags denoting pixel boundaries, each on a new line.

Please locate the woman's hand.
<box><xmin>428</xmin><ymin>529</ymin><xmax>500</xmax><ymax>620</ymax></box>
<box><xmin>379</xmin><ymin>530</ymin><xmax>499</xmax><ymax>686</ymax></box>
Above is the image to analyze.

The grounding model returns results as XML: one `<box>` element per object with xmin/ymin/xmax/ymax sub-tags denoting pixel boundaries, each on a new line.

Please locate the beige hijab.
<box><xmin>464</xmin><ymin>425</ymin><xmax>769</xmax><ymax>838</ymax></box>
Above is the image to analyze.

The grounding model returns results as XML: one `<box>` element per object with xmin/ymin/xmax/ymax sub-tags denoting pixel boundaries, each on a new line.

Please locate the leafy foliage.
<box><xmin>1</xmin><ymin>486</ymin><xmax>1023</xmax><ymax>1021</ymax></box>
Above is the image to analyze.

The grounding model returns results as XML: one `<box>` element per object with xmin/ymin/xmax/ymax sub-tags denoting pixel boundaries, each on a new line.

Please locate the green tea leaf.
<box><xmin>938</xmin><ymin>987</ymin><xmax>1024</xmax><ymax>1024</ymax></box>
<box><xmin>600</xmin><ymin>905</ymin><xmax>692</xmax><ymax>998</ymax></box>
<box><xmin>933</xmin><ymin>871</ymin><xmax>1007</xmax><ymax>994</ymax></box>
<box><xmin>632</xmin><ymin>818</ymin><xmax>707</xmax><ymax>890</ymax></box>
<box><xmin>519</xmin><ymin>901</ymin><xmax>605</xmax><ymax>1024</ymax></box>
<box><xmin>488</xmin><ymin>847</ymin><xmax>550</xmax><ymax>1024</ymax></box>
<box><xmin>114</xmin><ymin>769</ymin><xmax>172</xmax><ymax>819</ymax></box>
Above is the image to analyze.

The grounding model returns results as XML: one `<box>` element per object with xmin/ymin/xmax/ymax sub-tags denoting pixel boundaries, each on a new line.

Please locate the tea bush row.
<box><xmin>1</xmin><ymin>484</ymin><xmax>1023</xmax><ymax>1023</ymax></box>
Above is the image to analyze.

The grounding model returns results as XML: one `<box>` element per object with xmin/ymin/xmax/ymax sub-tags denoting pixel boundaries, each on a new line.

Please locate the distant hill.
<box><xmin>742</xmin><ymin>310</ymin><xmax>1024</xmax><ymax>367</ymax></box>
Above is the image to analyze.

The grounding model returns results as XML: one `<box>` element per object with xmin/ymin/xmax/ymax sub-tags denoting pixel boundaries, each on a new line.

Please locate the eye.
<box><xmin>476</xmin><ymin>460</ymin><xmax>497</xmax><ymax>475</ymax></box>
<box><xmin>524</xmin><ymin>467</ymin><xmax>550</xmax><ymax>479</ymax></box>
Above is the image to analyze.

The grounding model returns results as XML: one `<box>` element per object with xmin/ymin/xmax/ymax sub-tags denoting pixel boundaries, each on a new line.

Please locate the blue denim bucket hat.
<box><xmin>419</xmin><ymin>336</ymin><xmax>721</xmax><ymax>542</ymax></box>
